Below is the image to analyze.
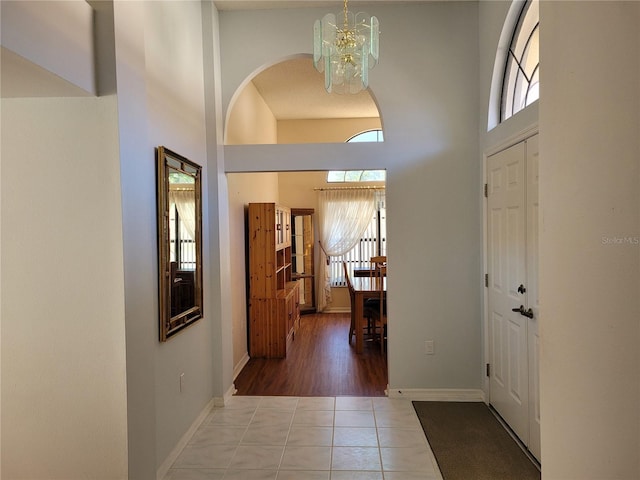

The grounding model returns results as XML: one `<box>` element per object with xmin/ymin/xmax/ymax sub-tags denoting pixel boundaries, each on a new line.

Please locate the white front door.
<box><xmin>487</xmin><ymin>135</ymin><xmax>540</xmax><ymax>462</ymax></box>
<box><xmin>487</xmin><ymin>141</ymin><xmax>530</xmax><ymax>443</ymax></box>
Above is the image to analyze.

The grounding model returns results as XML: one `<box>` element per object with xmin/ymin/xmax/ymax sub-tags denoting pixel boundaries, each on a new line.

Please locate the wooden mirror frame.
<box><xmin>156</xmin><ymin>146</ymin><xmax>203</xmax><ymax>341</ymax></box>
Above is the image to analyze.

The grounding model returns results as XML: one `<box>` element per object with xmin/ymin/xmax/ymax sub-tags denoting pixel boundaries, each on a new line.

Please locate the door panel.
<box><xmin>508</xmin><ymin>318</ymin><xmax>525</xmax><ymax>405</ymax></box>
<box><xmin>491</xmin><ymin>311</ymin><xmax>505</xmax><ymax>388</ymax></box>
<box><xmin>490</xmin><ymin>209</ymin><xmax>503</xmax><ymax>291</ymax></box>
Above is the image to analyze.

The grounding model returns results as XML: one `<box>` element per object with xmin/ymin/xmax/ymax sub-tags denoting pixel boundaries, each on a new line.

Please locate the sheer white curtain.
<box><xmin>316</xmin><ymin>188</ymin><xmax>376</xmax><ymax>311</ymax></box>
<box><xmin>170</xmin><ymin>189</ymin><xmax>196</xmax><ymax>240</ymax></box>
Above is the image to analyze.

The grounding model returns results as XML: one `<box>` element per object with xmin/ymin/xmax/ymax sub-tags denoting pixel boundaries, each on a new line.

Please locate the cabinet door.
<box><xmin>281</xmin><ymin>206</ymin><xmax>292</xmax><ymax>248</ymax></box>
<box><xmin>275</xmin><ymin>207</ymin><xmax>283</xmax><ymax>248</ymax></box>
<box><xmin>285</xmin><ymin>283</ymin><xmax>300</xmax><ymax>335</ymax></box>
<box><xmin>274</xmin><ymin>205</ymin><xmax>290</xmax><ymax>249</ymax></box>
<box><xmin>248</xmin><ymin>203</ymin><xmax>278</xmax><ymax>298</ymax></box>
<box><xmin>293</xmin><ymin>283</ymin><xmax>301</xmax><ymax>330</ymax></box>
<box><xmin>249</xmin><ymin>298</ymin><xmax>286</xmax><ymax>358</ymax></box>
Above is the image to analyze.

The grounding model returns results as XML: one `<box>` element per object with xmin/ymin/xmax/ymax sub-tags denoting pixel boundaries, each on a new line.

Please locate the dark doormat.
<box><xmin>413</xmin><ymin>401</ymin><xmax>540</xmax><ymax>480</ymax></box>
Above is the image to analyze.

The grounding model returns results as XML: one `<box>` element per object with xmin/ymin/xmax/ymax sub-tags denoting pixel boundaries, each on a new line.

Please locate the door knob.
<box><xmin>517</xmin><ymin>284</ymin><xmax>526</xmax><ymax>294</ymax></box>
<box><xmin>512</xmin><ymin>305</ymin><xmax>534</xmax><ymax>319</ymax></box>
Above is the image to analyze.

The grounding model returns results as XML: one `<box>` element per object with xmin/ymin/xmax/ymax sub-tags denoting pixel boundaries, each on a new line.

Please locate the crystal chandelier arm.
<box><xmin>361</xmin><ymin>43</ymin><xmax>369</xmax><ymax>89</ymax></box>
<box><xmin>313</xmin><ymin>19</ymin><xmax>323</xmax><ymax>72</ymax></box>
<box><xmin>370</xmin><ymin>16</ymin><xmax>379</xmax><ymax>66</ymax></box>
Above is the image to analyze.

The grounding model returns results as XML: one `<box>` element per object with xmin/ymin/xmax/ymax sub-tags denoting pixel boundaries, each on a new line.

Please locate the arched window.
<box><xmin>327</xmin><ymin>130</ymin><xmax>385</xmax><ymax>183</ymax></box>
<box><xmin>327</xmin><ymin>170</ymin><xmax>386</xmax><ymax>182</ymax></box>
<box><xmin>501</xmin><ymin>0</ymin><xmax>539</xmax><ymax>122</ymax></box>
<box><xmin>347</xmin><ymin>130</ymin><xmax>384</xmax><ymax>143</ymax></box>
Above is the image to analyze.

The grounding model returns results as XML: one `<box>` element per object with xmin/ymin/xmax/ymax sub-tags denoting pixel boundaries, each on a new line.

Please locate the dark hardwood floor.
<box><xmin>234</xmin><ymin>312</ymin><xmax>388</xmax><ymax>397</ymax></box>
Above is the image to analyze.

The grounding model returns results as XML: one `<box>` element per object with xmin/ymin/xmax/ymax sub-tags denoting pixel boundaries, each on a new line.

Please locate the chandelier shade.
<box><xmin>313</xmin><ymin>0</ymin><xmax>379</xmax><ymax>94</ymax></box>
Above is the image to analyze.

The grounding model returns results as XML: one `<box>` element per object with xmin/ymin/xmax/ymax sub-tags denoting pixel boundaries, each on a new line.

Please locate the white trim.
<box><xmin>156</xmin><ymin>397</ymin><xmax>216</xmax><ymax>480</ymax></box>
<box><xmin>484</xmin><ymin>124</ymin><xmax>539</xmax><ymax>157</ymax></box>
<box><xmin>387</xmin><ymin>388</ymin><xmax>486</xmax><ymax>403</ymax></box>
<box><xmin>482</xmin><ymin>151</ymin><xmax>490</xmax><ymax>401</ymax></box>
<box><xmin>233</xmin><ymin>352</ymin><xmax>250</xmax><ymax>380</ymax></box>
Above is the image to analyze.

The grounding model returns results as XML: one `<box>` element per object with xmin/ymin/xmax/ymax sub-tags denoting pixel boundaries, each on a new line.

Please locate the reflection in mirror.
<box><xmin>157</xmin><ymin>146</ymin><xmax>203</xmax><ymax>341</ymax></box>
<box><xmin>291</xmin><ymin>208</ymin><xmax>315</xmax><ymax>313</ymax></box>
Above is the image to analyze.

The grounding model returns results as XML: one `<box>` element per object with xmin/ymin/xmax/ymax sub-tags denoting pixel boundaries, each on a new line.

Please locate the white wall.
<box><xmin>1</xmin><ymin>97</ymin><xmax>128</xmax><ymax>478</ymax></box>
<box><xmin>112</xmin><ymin>1</ymin><xmax>217</xmax><ymax>476</ymax></box>
<box><xmin>538</xmin><ymin>2</ymin><xmax>640</xmax><ymax>478</ymax></box>
<box><xmin>220</xmin><ymin>2</ymin><xmax>482</xmax><ymax>394</ymax></box>
<box><xmin>0</xmin><ymin>0</ymin><xmax>95</xmax><ymax>96</ymax></box>
<box><xmin>226</xmin><ymin>81</ymin><xmax>277</xmax><ymax>144</ymax></box>
<box><xmin>202</xmin><ymin>0</ymin><xmax>237</xmax><ymax>409</ymax></box>
<box><xmin>110</xmin><ymin>4</ymin><xmax>156</xmax><ymax>476</ymax></box>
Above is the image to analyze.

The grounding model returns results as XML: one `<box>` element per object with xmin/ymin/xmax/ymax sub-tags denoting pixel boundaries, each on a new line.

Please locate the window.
<box><xmin>328</xmin><ymin>130</ymin><xmax>385</xmax><ymax>183</ymax></box>
<box><xmin>169</xmin><ymin>203</ymin><xmax>196</xmax><ymax>271</ymax></box>
<box><xmin>347</xmin><ymin>130</ymin><xmax>384</xmax><ymax>143</ymax></box>
<box><xmin>327</xmin><ymin>170</ymin><xmax>386</xmax><ymax>182</ymax></box>
<box><xmin>328</xmin><ymin>192</ymin><xmax>386</xmax><ymax>287</ymax></box>
<box><xmin>501</xmin><ymin>0</ymin><xmax>539</xmax><ymax>122</ymax></box>
<box><xmin>168</xmin><ymin>173</ymin><xmax>197</xmax><ymax>270</ymax></box>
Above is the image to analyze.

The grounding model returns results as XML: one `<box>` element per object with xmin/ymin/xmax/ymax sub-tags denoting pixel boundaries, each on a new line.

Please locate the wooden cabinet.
<box><xmin>248</xmin><ymin>203</ymin><xmax>300</xmax><ymax>358</ymax></box>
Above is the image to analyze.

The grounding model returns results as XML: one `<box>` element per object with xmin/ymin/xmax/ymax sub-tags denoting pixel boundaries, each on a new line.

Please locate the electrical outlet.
<box><xmin>425</xmin><ymin>340</ymin><xmax>435</xmax><ymax>355</ymax></box>
<box><xmin>180</xmin><ymin>373</ymin><xmax>185</xmax><ymax>393</ymax></box>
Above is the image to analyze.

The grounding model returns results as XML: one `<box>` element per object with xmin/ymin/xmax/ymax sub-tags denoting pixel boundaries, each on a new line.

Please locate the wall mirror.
<box><xmin>156</xmin><ymin>146</ymin><xmax>203</xmax><ymax>341</ymax></box>
<box><xmin>291</xmin><ymin>208</ymin><xmax>316</xmax><ymax>313</ymax></box>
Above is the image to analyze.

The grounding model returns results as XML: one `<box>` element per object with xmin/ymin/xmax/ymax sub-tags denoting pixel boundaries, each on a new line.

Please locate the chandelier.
<box><xmin>313</xmin><ymin>0</ymin><xmax>379</xmax><ymax>94</ymax></box>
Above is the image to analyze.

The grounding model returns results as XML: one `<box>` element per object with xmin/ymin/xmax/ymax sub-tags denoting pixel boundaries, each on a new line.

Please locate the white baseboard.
<box><xmin>156</xmin><ymin>397</ymin><xmax>215</xmax><ymax>480</ymax></box>
<box><xmin>211</xmin><ymin>383</ymin><xmax>238</xmax><ymax>408</ymax></box>
<box><xmin>233</xmin><ymin>352</ymin><xmax>250</xmax><ymax>380</ymax></box>
<box><xmin>223</xmin><ymin>383</ymin><xmax>238</xmax><ymax>405</ymax></box>
<box><xmin>387</xmin><ymin>388</ymin><xmax>486</xmax><ymax>402</ymax></box>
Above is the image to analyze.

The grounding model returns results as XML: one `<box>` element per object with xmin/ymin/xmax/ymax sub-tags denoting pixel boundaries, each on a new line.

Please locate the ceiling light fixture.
<box><xmin>313</xmin><ymin>0</ymin><xmax>379</xmax><ymax>94</ymax></box>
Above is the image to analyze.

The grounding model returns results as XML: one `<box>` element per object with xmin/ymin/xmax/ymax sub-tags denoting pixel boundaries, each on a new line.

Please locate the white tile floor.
<box><xmin>164</xmin><ymin>396</ymin><xmax>443</xmax><ymax>480</ymax></box>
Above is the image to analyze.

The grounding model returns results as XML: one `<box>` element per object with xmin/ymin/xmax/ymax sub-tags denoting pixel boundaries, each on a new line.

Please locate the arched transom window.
<box><xmin>327</xmin><ymin>130</ymin><xmax>385</xmax><ymax>182</ymax></box>
<box><xmin>501</xmin><ymin>0</ymin><xmax>539</xmax><ymax>122</ymax></box>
